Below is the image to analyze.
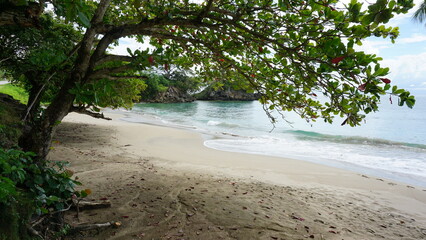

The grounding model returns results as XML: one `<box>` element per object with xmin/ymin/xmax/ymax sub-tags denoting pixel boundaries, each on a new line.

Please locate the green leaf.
<box><xmin>78</xmin><ymin>12</ymin><xmax>91</xmax><ymax>28</ymax></box>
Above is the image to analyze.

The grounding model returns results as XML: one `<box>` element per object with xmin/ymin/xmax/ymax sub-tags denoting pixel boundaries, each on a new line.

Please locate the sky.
<box><xmin>111</xmin><ymin>0</ymin><xmax>426</xmax><ymax>91</ymax></box>
<box><xmin>359</xmin><ymin>0</ymin><xmax>426</xmax><ymax>90</ymax></box>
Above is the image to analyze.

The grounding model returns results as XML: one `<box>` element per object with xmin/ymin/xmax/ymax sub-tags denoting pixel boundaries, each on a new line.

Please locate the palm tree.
<box><xmin>413</xmin><ymin>1</ymin><xmax>426</xmax><ymax>23</ymax></box>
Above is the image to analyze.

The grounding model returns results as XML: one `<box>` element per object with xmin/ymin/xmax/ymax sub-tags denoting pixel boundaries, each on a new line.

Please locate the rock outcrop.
<box><xmin>195</xmin><ymin>87</ymin><xmax>259</xmax><ymax>101</ymax></box>
<box><xmin>145</xmin><ymin>86</ymin><xmax>195</xmax><ymax>103</ymax></box>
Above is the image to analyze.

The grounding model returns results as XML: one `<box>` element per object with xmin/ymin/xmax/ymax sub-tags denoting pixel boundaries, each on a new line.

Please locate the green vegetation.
<box><xmin>140</xmin><ymin>70</ymin><xmax>202</xmax><ymax>101</ymax></box>
<box><xmin>0</xmin><ymin>148</ymin><xmax>87</xmax><ymax>239</ymax></box>
<box><xmin>0</xmin><ymin>84</ymin><xmax>28</xmax><ymax>104</ymax></box>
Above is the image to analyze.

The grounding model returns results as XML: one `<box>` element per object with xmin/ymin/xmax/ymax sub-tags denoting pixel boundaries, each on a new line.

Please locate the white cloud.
<box><xmin>382</xmin><ymin>52</ymin><xmax>426</xmax><ymax>87</ymax></box>
<box><xmin>354</xmin><ymin>39</ymin><xmax>390</xmax><ymax>55</ymax></box>
<box><xmin>109</xmin><ymin>37</ymin><xmax>151</xmax><ymax>56</ymax></box>
<box><xmin>353</xmin><ymin>33</ymin><xmax>426</xmax><ymax>57</ymax></box>
<box><xmin>398</xmin><ymin>34</ymin><xmax>426</xmax><ymax>44</ymax></box>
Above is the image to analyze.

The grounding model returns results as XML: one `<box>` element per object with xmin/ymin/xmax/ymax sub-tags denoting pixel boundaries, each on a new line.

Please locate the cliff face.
<box><xmin>195</xmin><ymin>87</ymin><xmax>260</xmax><ymax>101</ymax></box>
<box><xmin>145</xmin><ymin>86</ymin><xmax>195</xmax><ymax>103</ymax></box>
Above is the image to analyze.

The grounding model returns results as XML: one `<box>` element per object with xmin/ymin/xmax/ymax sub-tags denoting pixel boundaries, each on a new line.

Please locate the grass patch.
<box><xmin>0</xmin><ymin>84</ymin><xmax>28</xmax><ymax>104</ymax></box>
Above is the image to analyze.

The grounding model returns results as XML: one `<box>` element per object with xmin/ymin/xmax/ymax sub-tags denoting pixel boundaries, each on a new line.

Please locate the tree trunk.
<box><xmin>0</xmin><ymin>2</ymin><xmax>42</xmax><ymax>28</ymax></box>
<box><xmin>23</xmin><ymin>71</ymin><xmax>44</xmax><ymax>121</ymax></box>
<box><xmin>18</xmin><ymin>0</ymin><xmax>112</xmax><ymax>161</ymax></box>
<box><xmin>19</xmin><ymin>79</ymin><xmax>76</xmax><ymax>160</ymax></box>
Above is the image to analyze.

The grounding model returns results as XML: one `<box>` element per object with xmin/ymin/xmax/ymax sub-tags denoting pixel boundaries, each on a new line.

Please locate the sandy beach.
<box><xmin>48</xmin><ymin>112</ymin><xmax>426</xmax><ymax>240</ymax></box>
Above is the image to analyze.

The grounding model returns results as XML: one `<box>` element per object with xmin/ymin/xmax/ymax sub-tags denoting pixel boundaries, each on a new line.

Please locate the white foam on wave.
<box><xmin>207</xmin><ymin>120</ymin><xmax>221</xmax><ymax>126</ymax></box>
<box><xmin>204</xmin><ymin>136</ymin><xmax>426</xmax><ymax>187</ymax></box>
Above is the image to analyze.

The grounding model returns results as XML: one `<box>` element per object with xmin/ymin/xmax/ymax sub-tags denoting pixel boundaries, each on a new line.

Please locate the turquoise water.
<box><xmin>120</xmin><ymin>90</ymin><xmax>426</xmax><ymax>187</ymax></box>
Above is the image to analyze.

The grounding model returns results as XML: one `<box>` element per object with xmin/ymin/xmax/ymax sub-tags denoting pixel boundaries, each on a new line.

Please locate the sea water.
<box><xmin>119</xmin><ymin>90</ymin><xmax>426</xmax><ymax>188</ymax></box>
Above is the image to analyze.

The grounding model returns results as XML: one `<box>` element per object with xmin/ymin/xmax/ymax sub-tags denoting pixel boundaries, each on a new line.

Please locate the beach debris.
<box><xmin>314</xmin><ymin>219</ymin><xmax>325</xmax><ymax>224</ymax></box>
<box><xmin>69</xmin><ymin>221</ymin><xmax>121</xmax><ymax>234</ymax></box>
<box><xmin>72</xmin><ymin>200</ymin><xmax>111</xmax><ymax>211</ymax></box>
<box><xmin>291</xmin><ymin>214</ymin><xmax>305</xmax><ymax>221</ymax></box>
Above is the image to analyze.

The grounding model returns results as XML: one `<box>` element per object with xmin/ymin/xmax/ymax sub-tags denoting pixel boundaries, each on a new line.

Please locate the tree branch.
<box><xmin>0</xmin><ymin>2</ymin><xmax>43</xmax><ymax>28</ymax></box>
<box><xmin>91</xmin><ymin>0</ymin><xmax>112</xmax><ymax>25</ymax></box>
<box><xmin>196</xmin><ymin>0</ymin><xmax>215</xmax><ymax>22</ymax></box>
<box><xmin>95</xmin><ymin>17</ymin><xmax>208</xmax><ymax>36</ymax></box>
<box><xmin>70</xmin><ymin>106</ymin><xmax>112</xmax><ymax>120</ymax></box>
<box><xmin>96</xmin><ymin>54</ymin><xmax>135</xmax><ymax>65</ymax></box>
<box><xmin>91</xmin><ymin>74</ymin><xmax>148</xmax><ymax>81</ymax></box>
<box><xmin>90</xmin><ymin>65</ymin><xmax>135</xmax><ymax>79</ymax></box>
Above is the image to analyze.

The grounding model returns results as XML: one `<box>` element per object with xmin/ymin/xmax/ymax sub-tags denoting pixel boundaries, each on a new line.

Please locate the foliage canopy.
<box><xmin>0</xmin><ymin>0</ymin><xmax>417</xmax><ymax>159</ymax></box>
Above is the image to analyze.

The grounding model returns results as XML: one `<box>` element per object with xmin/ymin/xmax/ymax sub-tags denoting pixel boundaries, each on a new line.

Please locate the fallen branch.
<box><xmin>27</xmin><ymin>225</ymin><xmax>44</xmax><ymax>240</ymax></box>
<box><xmin>72</xmin><ymin>200</ymin><xmax>112</xmax><ymax>211</ymax></box>
<box><xmin>68</xmin><ymin>221</ymin><xmax>121</xmax><ymax>234</ymax></box>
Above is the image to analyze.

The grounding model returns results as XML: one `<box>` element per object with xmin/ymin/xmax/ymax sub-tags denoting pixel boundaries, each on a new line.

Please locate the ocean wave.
<box><xmin>207</xmin><ymin>120</ymin><xmax>240</xmax><ymax>128</ymax></box>
<box><xmin>204</xmin><ymin>137</ymin><xmax>426</xmax><ymax>186</ymax></box>
<box><xmin>286</xmin><ymin>130</ymin><xmax>426</xmax><ymax>150</ymax></box>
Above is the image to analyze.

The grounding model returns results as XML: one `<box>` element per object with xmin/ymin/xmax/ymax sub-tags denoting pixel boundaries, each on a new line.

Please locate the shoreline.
<box><xmin>49</xmin><ymin>112</ymin><xmax>426</xmax><ymax>239</ymax></box>
<box><xmin>114</xmin><ymin>108</ymin><xmax>426</xmax><ymax>189</ymax></box>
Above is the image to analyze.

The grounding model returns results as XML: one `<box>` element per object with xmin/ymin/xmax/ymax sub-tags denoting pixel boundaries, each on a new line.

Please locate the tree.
<box><xmin>0</xmin><ymin>14</ymin><xmax>82</xmax><ymax>120</ymax></box>
<box><xmin>0</xmin><ymin>0</ymin><xmax>92</xmax><ymax>28</ymax></box>
<box><xmin>0</xmin><ymin>0</ymin><xmax>416</xmax><ymax>161</ymax></box>
<box><xmin>413</xmin><ymin>0</ymin><xmax>426</xmax><ymax>23</ymax></box>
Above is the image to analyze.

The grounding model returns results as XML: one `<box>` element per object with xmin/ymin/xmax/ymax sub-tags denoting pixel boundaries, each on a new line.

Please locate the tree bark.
<box><xmin>23</xmin><ymin>71</ymin><xmax>44</xmax><ymax>121</ymax></box>
<box><xmin>0</xmin><ymin>2</ymin><xmax>42</xmax><ymax>28</ymax></box>
<box><xmin>19</xmin><ymin>78</ymin><xmax>76</xmax><ymax>159</ymax></box>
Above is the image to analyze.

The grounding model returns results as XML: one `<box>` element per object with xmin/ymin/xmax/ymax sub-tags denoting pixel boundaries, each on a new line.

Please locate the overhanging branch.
<box><xmin>91</xmin><ymin>75</ymin><xmax>148</xmax><ymax>81</ymax></box>
<box><xmin>90</xmin><ymin>65</ymin><xmax>134</xmax><ymax>79</ymax></box>
<box><xmin>70</xmin><ymin>106</ymin><xmax>112</xmax><ymax>120</ymax></box>
<box><xmin>96</xmin><ymin>54</ymin><xmax>135</xmax><ymax>65</ymax></box>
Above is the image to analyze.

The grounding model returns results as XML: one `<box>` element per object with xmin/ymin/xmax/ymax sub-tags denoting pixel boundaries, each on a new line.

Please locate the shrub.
<box><xmin>0</xmin><ymin>148</ymin><xmax>84</xmax><ymax>239</ymax></box>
